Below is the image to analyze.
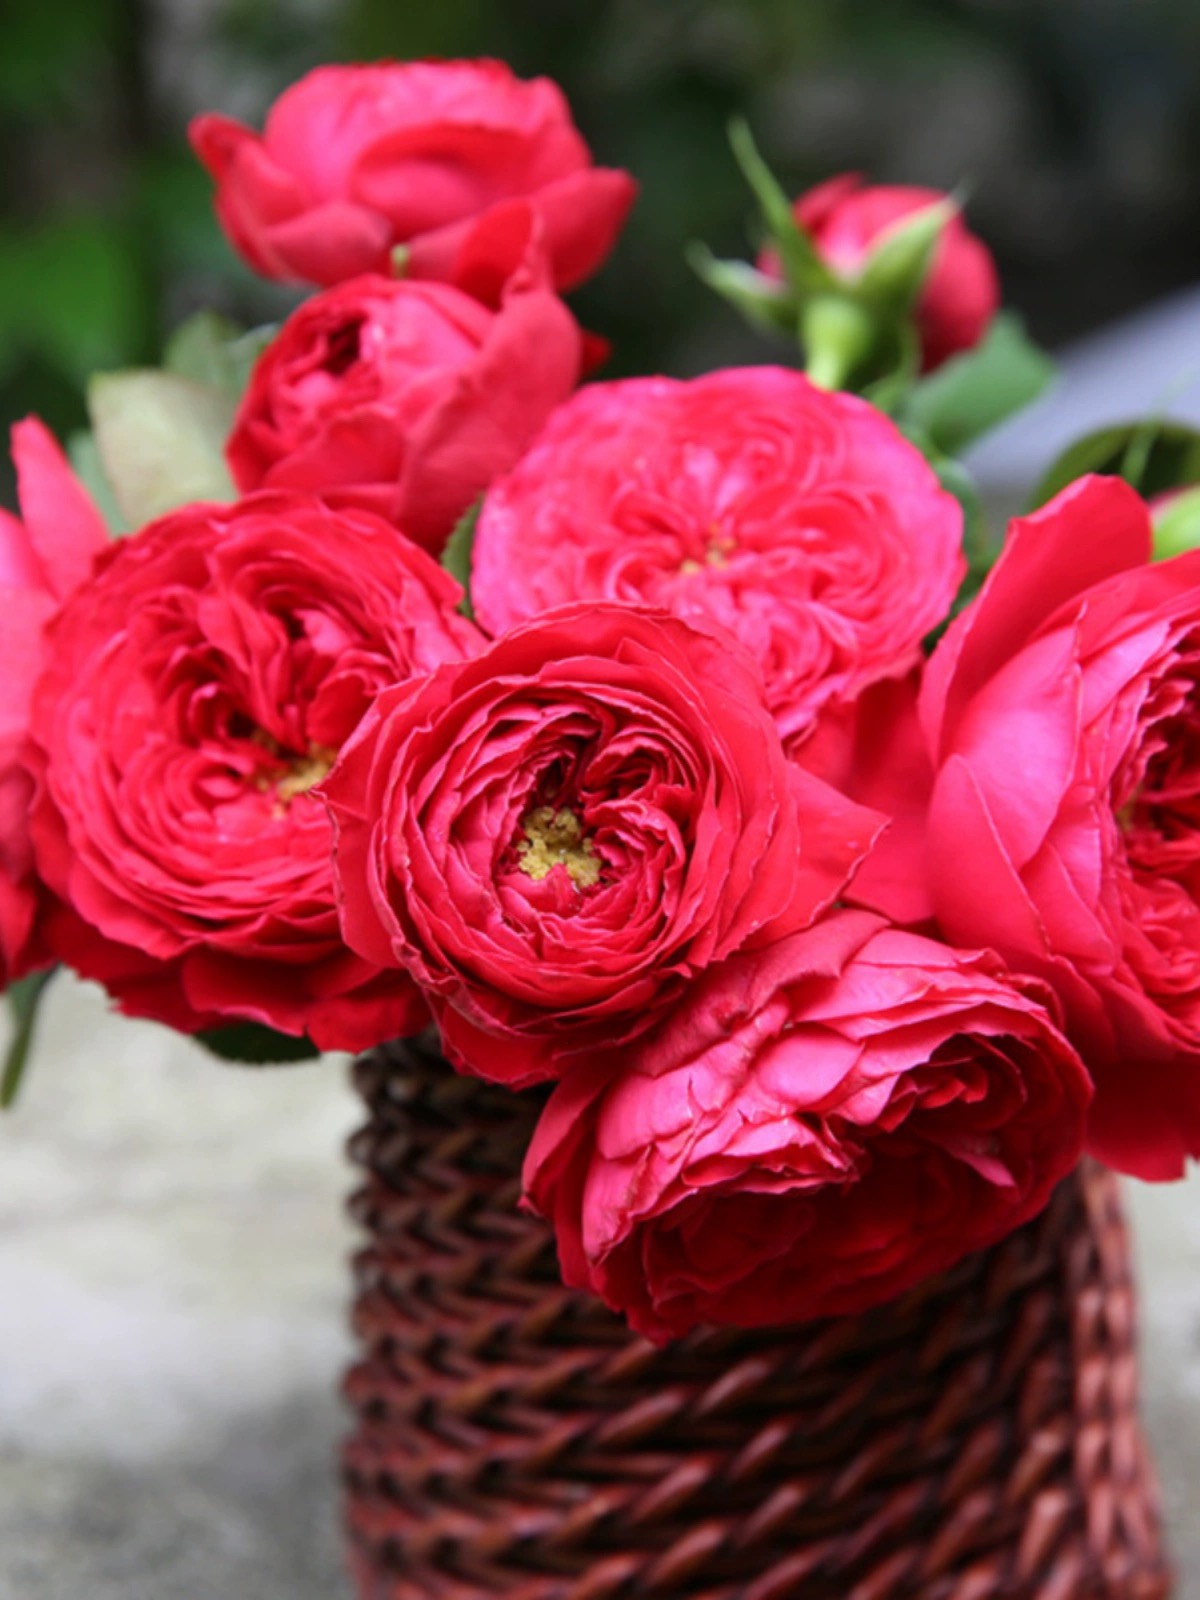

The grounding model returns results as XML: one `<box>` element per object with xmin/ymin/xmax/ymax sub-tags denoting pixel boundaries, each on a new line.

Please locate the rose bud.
<box><xmin>226</xmin><ymin>270</ymin><xmax>582</xmax><ymax>555</ymax></box>
<box><xmin>472</xmin><ymin>367</ymin><xmax>963</xmax><ymax>754</ymax></box>
<box><xmin>923</xmin><ymin>473</ymin><xmax>1200</xmax><ymax>1178</ymax></box>
<box><xmin>760</xmin><ymin>175</ymin><xmax>999</xmax><ymax>371</ymax></box>
<box><xmin>325</xmin><ymin>602</ymin><xmax>885</xmax><ymax>1087</ymax></box>
<box><xmin>0</xmin><ymin>419</ymin><xmax>107</xmax><ymax>988</ymax></box>
<box><xmin>190</xmin><ymin>60</ymin><xmax>636</xmax><ymax>297</ymax></box>
<box><xmin>525</xmin><ymin>910</ymin><xmax>1091</xmax><ymax>1341</ymax></box>
<box><xmin>28</xmin><ymin>493</ymin><xmax>483</xmax><ymax>1051</ymax></box>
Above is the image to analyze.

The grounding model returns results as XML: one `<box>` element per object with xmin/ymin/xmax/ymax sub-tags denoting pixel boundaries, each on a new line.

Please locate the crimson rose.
<box><xmin>525</xmin><ymin>910</ymin><xmax>1091</xmax><ymax>1340</ymax></box>
<box><xmin>923</xmin><ymin>474</ymin><xmax>1200</xmax><ymax>1178</ymax></box>
<box><xmin>472</xmin><ymin>368</ymin><xmax>963</xmax><ymax>752</ymax></box>
<box><xmin>190</xmin><ymin>60</ymin><xmax>635</xmax><ymax>297</ymax></box>
<box><xmin>0</xmin><ymin>419</ymin><xmax>106</xmax><ymax>988</ymax></box>
<box><xmin>762</xmin><ymin>175</ymin><xmax>999</xmax><ymax>371</ymax></box>
<box><xmin>227</xmin><ymin>269</ymin><xmax>581</xmax><ymax>555</ymax></box>
<box><xmin>325</xmin><ymin>602</ymin><xmax>884</xmax><ymax>1086</ymax></box>
<box><xmin>29</xmin><ymin>493</ymin><xmax>482</xmax><ymax>1050</ymax></box>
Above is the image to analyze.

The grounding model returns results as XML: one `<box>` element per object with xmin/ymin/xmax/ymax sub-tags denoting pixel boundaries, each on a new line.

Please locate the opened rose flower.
<box><xmin>761</xmin><ymin>174</ymin><xmax>1000</xmax><ymax>371</ymax></box>
<box><xmin>226</xmin><ymin>266</ymin><xmax>582</xmax><ymax>555</ymax></box>
<box><xmin>525</xmin><ymin>909</ymin><xmax>1092</xmax><ymax>1340</ymax></box>
<box><xmin>325</xmin><ymin>601</ymin><xmax>884</xmax><ymax>1086</ymax></box>
<box><xmin>190</xmin><ymin>59</ymin><xmax>636</xmax><ymax>296</ymax></box>
<box><xmin>0</xmin><ymin>420</ymin><xmax>107</xmax><ymax>989</ymax></box>
<box><xmin>923</xmin><ymin>473</ymin><xmax>1200</xmax><ymax>1179</ymax></box>
<box><xmin>471</xmin><ymin>367</ymin><xmax>963</xmax><ymax>753</ymax></box>
<box><xmin>28</xmin><ymin>492</ymin><xmax>482</xmax><ymax>1050</ymax></box>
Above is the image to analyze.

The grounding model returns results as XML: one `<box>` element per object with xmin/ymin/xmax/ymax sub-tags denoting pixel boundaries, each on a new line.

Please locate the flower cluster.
<box><xmin>4</xmin><ymin>56</ymin><xmax>1196</xmax><ymax>1341</ymax></box>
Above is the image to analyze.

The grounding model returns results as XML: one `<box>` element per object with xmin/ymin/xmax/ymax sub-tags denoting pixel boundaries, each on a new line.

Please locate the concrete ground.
<box><xmin>2</xmin><ymin>974</ymin><xmax>1200</xmax><ymax>1599</ymax></box>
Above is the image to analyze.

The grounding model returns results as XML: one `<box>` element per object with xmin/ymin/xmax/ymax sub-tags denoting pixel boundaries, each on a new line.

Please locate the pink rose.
<box><xmin>29</xmin><ymin>493</ymin><xmax>482</xmax><ymax>1050</ymax></box>
<box><xmin>525</xmin><ymin>910</ymin><xmax>1091</xmax><ymax>1340</ymax></box>
<box><xmin>0</xmin><ymin>419</ymin><xmax>106</xmax><ymax>987</ymax></box>
<box><xmin>923</xmin><ymin>473</ymin><xmax>1200</xmax><ymax>1178</ymax></box>
<box><xmin>227</xmin><ymin>267</ymin><xmax>582</xmax><ymax>555</ymax></box>
<box><xmin>472</xmin><ymin>368</ymin><xmax>963</xmax><ymax>751</ymax></box>
<box><xmin>762</xmin><ymin>175</ymin><xmax>999</xmax><ymax>371</ymax></box>
<box><xmin>325</xmin><ymin>602</ymin><xmax>884</xmax><ymax>1086</ymax></box>
<box><xmin>190</xmin><ymin>60</ymin><xmax>635</xmax><ymax>296</ymax></box>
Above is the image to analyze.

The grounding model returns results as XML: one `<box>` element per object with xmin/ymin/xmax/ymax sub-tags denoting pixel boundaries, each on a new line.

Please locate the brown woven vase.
<box><xmin>343</xmin><ymin>1037</ymin><xmax>1173</xmax><ymax>1600</ymax></box>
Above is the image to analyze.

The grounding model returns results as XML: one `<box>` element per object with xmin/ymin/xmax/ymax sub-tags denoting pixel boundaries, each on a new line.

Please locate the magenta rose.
<box><xmin>325</xmin><ymin>602</ymin><xmax>884</xmax><ymax>1086</ymax></box>
<box><xmin>29</xmin><ymin>492</ymin><xmax>482</xmax><ymax>1051</ymax></box>
<box><xmin>761</xmin><ymin>175</ymin><xmax>999</xmax><ymax>371</ymax></box>
<box><xmin>0</xmin><ymin>419</ymin><xmax>106</xmax><ymax>988</ymax></box>
<box><xmin>226</xmin><ymin>267</ymin><xmax>582</xmax><ymax>555</ymax></box>
<box><xmin>190</xmin><ymin>60</ymin><xmax>635</xmax><ymax>296</ymax></box>
<box><xmin>922</xmin><ymin>473</ymin><xmax>1200</xmax><ymax>1178</ymax></box>
<box><xmin>471</xmin><ymin>368</ymin><xmax>963</xmax><ymax>751</ymax></box>
<box><xmin>525</xmin><ymin>910</ymin><xmax>1091</xmax><ymax>1340</ymax></box>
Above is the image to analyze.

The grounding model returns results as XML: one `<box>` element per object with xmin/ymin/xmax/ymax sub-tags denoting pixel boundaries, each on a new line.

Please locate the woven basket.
<box><xmin>343</xmin><ymin>1037</ymin><xmax>1173</xmax><ymax>1600</ymax></box>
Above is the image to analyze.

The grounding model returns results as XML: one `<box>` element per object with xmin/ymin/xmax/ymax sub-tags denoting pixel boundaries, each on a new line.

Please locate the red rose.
<box><xmin>227</xmin><ymin>269</ymin><xmax>582</xmax><ymax>554</ymax></box>
<box><xmin>190</xmin><ymin>60</ymin><xmax>635</xmax><ymax>297</ymax></box>
<box><xmin>922</xmin><ymin>474</ymin><xmax>1200</xmax><ymax>1178</ymax></box>
<box><xmin>472</xmin><ymin>368</ymin><xmax>963</xmax><ymax>751</ymax></box>
<box><xmin>0</xmin><ymin>419</ymin><xmax>106</xmax><ymax>987</ymax></box>
<box><xmin>325</xmin><ymin>602</ymin><xmax>884</xmax><ymax>1086</ymax></box>
<box><xmin>761</xmin><ymin>175</ymin><xmax>999</xmax><ymax>371</ymax></box>
<box><xmin>525</xmin><ymin>910</ymin><xmax>1091</xmax><ymax>1340</ymax></box>
<box><xmin>29</xmin><ymin>493</ymin><xmax>482</xmax><ymax>1050</ymax></box>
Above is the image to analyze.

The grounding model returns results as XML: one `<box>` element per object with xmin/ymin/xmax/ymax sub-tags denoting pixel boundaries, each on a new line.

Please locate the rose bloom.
<box><xmin>325</xmin><ymin>602</ymin><xmax>884</xmax><ymax>1086</ymax></box>
<box><xmin>190</xmin><ymin>59</ymin><xmax>635</xmax><ymax>296</ymax></box>
<box><xmin>525</xmin><ymin>910</ymin><xmax>1091</xmax><ymax>1341</ymax></box>
<box><xmin>227</xmin><ymin>269</ymin><xmax>582</xmax><ymax>555</ymax></box>
<box><xmin>29</xmin><ymin>493</ymin><xmax>482</xmax><ymax>1051</ymax></box>
<box><xmin>923</xmin><ymin>473</ymin><xmax>1200</xmax><ymax>1179</ymax></box>
<box><xmin>472</xmin><ymin>368</ymin><xmax>963</xmax><ymax>752</ymax></box>
<box><xmin>761</xmin><ymin>175</ymin><xmax>999</xmax><ymax>371</ymax></box>
<box><xmin>0</xmin><ymin>419</ymin><xmax>106</xmax><ymax>987</ymax></box>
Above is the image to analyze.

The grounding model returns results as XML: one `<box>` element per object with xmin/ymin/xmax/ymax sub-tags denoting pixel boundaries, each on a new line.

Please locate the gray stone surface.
<box><xmin>3</xmin><ymin>975</ymin><xmax>1200</xmax><ymax>1597</ymax></box>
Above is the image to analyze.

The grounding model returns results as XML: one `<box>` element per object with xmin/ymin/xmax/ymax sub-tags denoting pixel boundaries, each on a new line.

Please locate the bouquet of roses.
<box><xmin>5</xmin><ymin>56</ymin><xmax>1200</xmax><ymax>1347</ymax></box>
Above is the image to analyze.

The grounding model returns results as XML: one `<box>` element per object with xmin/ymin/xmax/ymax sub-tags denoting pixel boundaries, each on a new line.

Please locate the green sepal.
<box><xmin>441</xmin><ymin>498</ymin><xmax>481</xmax><ymax>620</ymax></box>
<box><xmin>1031</xmin><ymin>418</ymin><xmax>1200</xmax><ymax>509</ymax></box>
<box><xmin>900</xmin><ymin>313</ymin><xmax>1055</xmax><ymax>456</ymax></box>
<box><xmin>856</xmin><ymin>196</ymin><xmax>956</xmax><ymax>316</ymax></box>
<box><xmin>195</xmin><ymin>1023</ymin><xmax>321</xmax><ymax>1065</ymax></box>
<box><xmin>686</xmin><ymin>244</ymin><xmax>796</xmax><ymax>337</ymax></box>
<box><xmin>164</xmin><ymin>310</ymin><xmax>275</xmax><ymax>398</ymax></box>
<box><xmin>88</xmin><ymin>368</ymin><xmax>238</xmax><ymax>528</ymax></box>
<box><xmin>1153</xmin><ymin>485</ymin><xmax>1200</xmax><ymax>560</ymax></box>
<box><xmin>801</xmin><ymin>294</ymin><xmax>878</xmax><ymax>391</ymax></box>
<box><xmin>727</xmin><ymin>119</ymin><xmax>835</xmax><ymax>298</ymax></box>
<box><xmin>2</xmin><ymin>968</ymin><xmax>56</xmax><ymax>1110</ymax></box>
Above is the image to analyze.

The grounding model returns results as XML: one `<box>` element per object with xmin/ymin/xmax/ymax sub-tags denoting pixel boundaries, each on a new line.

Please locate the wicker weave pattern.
<box><xmin>343</xmin><ymin>1039</ymin><xmax>1172</xmax><ymax>1600</ymax></box>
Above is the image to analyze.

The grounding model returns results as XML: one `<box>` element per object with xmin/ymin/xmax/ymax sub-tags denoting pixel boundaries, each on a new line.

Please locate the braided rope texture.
<box><xmin>343</xmin><ymin>1037</ymin><xmax>1173</xmax><ymax>1600</ymax></box>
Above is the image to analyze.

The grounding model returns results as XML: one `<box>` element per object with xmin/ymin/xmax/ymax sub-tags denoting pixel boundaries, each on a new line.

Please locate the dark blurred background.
<box><xmin>3</xmin><ymin>0</ymin><xmax>1200</xmax><ymax>461</ymax></box>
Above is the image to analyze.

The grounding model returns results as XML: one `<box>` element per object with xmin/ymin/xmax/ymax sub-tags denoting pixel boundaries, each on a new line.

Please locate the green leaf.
<box><xmin>727</xmin><ymin>119</ymin><xmax>834</xmax><ymax>297</ymax></box>
<box><xmin>441</xmin><ymin>498</ymin><xmax>481</xmax><ymax>619</ymax></box>
<box><xmin>1153</xmin><ymin>485</ymin><xmax>1200</xmax><ymax>560</ymax></box>
<box><xmin>88</xmin><ymin>369</ymin><xmax>238</xmax><ymax>527</ymax></box>
<box><xmin>1031</xmin><ymin>418</ymin><xmax>1200</xmax><ymax>509</ymax></box>
<box><xmin>856</xmin><ymin>196</ymin><xmax>955</xmax><ymax>315</ymax></box>
<box><xmin>685</xmin><ymin>243</ymin><xmax>796</xmax><ymax>336</ymax></box>
<box><xmin>902</xmin><ymin>313</ymin><xmax>1055</xmax><ymax>456</ymax></box>
<box><xmin>2</xmin><ymin>968</ymin><xmax>56</xmax><ymax>1110</ymax></box>
<box><xmin>164</xmin><ymin>311</ymin><xmax>275</xmax><ymax>398</ymax></box>
<box><xmin>67</xmin><ymin>430</ymin><xmax>128</xmax><ymax>536</ymax></box>
<box><xmin>196</xmin><ymin>1023</ymin><xmax>321</xmax><ymax>1065</ymax></box>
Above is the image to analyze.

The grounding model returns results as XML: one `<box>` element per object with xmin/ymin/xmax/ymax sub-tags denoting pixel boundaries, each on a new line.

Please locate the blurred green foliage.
<box><xmin>3</xmin><ymin>0</ymin><xmax>1200</xmax><ymax>500</ymax></box>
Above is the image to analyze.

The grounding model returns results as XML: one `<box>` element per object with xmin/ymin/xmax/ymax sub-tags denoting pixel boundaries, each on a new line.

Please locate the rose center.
<box><xmin>680</xmin><ymin>523</ymin><xmax>736</xmax><ymax>576</ymax></box>
<box><xmin>517</xmin><ymin>805</ymin><xmax>601</xmax><ymax>888</ymax></box>
<box><xmin>250</xmin><ymin>729</ymin><xmax>337</xmax><ymax>804</ymax></box>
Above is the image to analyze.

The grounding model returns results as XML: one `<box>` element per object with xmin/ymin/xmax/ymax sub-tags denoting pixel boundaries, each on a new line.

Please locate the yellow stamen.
<box><xmin>517</xmin><ymin>805</ymin><xmax>601</xmax><ymax>888</ymax></box>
